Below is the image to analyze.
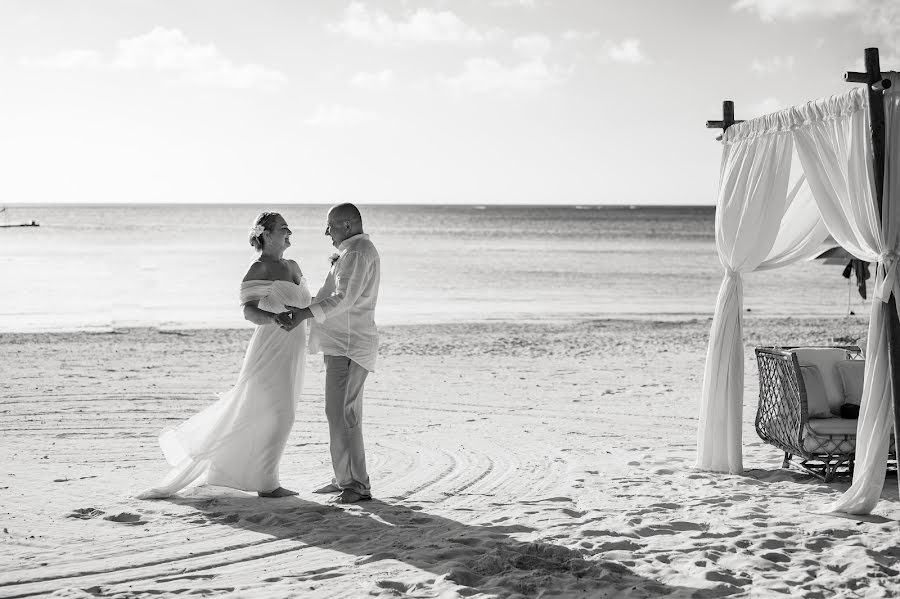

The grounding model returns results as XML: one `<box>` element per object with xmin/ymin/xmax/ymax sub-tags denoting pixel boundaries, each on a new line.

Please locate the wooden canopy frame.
<box><xmin>707</xmin><ymin>47</ymin><xmax>900</xmax><ymax>471</ymax></box>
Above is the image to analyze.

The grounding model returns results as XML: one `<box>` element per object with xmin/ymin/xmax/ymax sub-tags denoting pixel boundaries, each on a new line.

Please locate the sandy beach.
<box><xmin>2</xmin><ymin>316</ymin><xmax>899</xmax><ymax>598</ymax></box>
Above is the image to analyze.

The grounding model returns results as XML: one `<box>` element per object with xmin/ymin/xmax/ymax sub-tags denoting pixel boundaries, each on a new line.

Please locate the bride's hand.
<box><xmin>285</xmin><ymin>306</ymin><xmax>312</xmax><ymax>325</ymax></box>
<box><xmin>273</xmin><ymin>311</ymin><xmax>293</xmax><ymax>329</ymax></box>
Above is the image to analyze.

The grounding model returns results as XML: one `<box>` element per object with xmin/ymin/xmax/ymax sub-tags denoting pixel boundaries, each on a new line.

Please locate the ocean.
<box><xmin>0</xmin><ymin>204</ymin><xmax>867</xmax><ymax>333</ymax></box>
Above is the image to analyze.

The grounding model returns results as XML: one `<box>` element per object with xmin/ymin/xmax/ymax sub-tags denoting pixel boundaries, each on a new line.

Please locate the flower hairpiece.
<box><xmin>249</xmin><ymin>223</ymin><xmax>265</xmax><ymax>238</ymax></box>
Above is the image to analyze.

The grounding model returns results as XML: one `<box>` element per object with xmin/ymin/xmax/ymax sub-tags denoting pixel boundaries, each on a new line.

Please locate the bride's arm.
<box><xmin>241</xmin><ymin>262</ymin><xmax>278</xmax><ymax>326</ymax></box>
<box><xmin>243</xmin><ymin>299</ymin><xmax>278</xmax><ymax>326</ymax></box>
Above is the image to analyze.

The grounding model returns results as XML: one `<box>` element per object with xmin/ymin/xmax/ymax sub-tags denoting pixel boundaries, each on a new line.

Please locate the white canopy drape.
<box><xmin>698</xmin><ymin>76</ymin><xmax>900</xmax><ymax>513</ymax></box>
<box><xmin>696</xmin><ymin>114</ymin><xmax>797</xmax><ymax>474</ymax></box>
<box><xmin>829</xmin><ymin>72</ymin><xmax>900</xmax><ymax>513</ymax></box>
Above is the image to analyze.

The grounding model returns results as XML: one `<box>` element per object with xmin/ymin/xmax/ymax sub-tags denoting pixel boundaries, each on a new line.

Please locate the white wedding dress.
<box><xmin>138</xmin><ymin>279</ymin><xmax>311</xmax><ymax>499</ymax></box>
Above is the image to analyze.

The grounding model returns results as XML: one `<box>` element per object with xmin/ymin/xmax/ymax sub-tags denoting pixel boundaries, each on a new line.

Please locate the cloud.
<box><xmin>21</xmin><ymin>27</ymin><xmax>287</xmax><ymax>92</ymax></box>
<box><xmin>750</xmin><ymin>55</ymin><xmax>795</xmax><ymax>73</ymax></box>
<box><xmin>350</xmin><ymin>69</ymin><xmax>393</xmax><ymax>90</ymax></box>
<box><xmin>328</xmin><ymin>2</ymin><xmax>487</xmax><ymax>44</ymax></box>
<box><xmin>734</xmin><ymin>0</ymin><xmax>900</xmax><ymax>62</ymax></box>
<box><xmin>857</xmin><ymin>1</ymin><xmax>900</xmax><ymax>42</ymax></box>
<box><xmin>603</xmin><ymin>38</ymin><xmax>649</xmax><ymax>64</ymax></box>
<box><xmin>731</xmin><ymin>0</ymin><xmax>859</xmax><ymax>21</ymax></box>
<box><xmin>111</xmin><ymin>28</ymin><xmax>287</xmax><ymax>91</ymax></box>
<box><xmin>304</xmin><ymin>105</ymin><xmax>376</xmax><ymax>126</ymax></box>
<box><xmin>513</xmin><ymin>34</ymin><xmax>552</xmax><ymax>58</ymax></box>
<box><xmin>438</xmin><ymin>57</ymin><xmax>563</xmax><ymax>94</ymax></box>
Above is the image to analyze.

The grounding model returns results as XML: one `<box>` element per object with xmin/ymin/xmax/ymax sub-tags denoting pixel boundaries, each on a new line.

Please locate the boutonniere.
<box><xmin>329</xmin><ymin>252</ymin><xmax>341</xmax><ymax>266</ymax></box>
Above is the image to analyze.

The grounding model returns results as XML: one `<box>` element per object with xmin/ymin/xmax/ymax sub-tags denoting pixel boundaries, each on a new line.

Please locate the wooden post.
<box><xmin>846</xmin><ymin>47</ymin><xmax>900</xmax><ymax>473</ymax></box>
<box><xmin>707</xmin><ymin>101</ymin><xmax>744</xmax><ymax>140</ymax></box>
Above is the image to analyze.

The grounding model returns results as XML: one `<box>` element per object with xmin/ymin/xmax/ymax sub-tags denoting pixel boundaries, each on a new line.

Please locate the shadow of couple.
<box><xmin>166</xmin><ymin>491</ymin><xmax>697</xmax><ymax>598</ymax></box>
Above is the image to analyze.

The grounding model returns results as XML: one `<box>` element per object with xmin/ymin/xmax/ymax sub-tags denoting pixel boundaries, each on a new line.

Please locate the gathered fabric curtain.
<box><xmin>828</xmin><ymin>72</ymin><xmax>900</xmax><ymax>514</ymax></box>
<box><xmin>697</xmin><ymin>114</ymin><xmax>800</xmax><ymax>473</ymax></box>
<box><xmin>696</xmin><ymin>85</ymin><xmax>878</xmax><ymax>474</ymax></box>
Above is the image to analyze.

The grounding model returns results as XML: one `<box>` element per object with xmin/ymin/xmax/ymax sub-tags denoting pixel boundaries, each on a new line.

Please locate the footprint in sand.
<box><xmin>376</xmin><ymin>580</ymin><xmax>409</xmax><ymax>593</ymax></box>
<box><xmin>67</xmin><ymin>508</ymin><xmax>105</xmax><ymax>519</ymax></box>
<box><xmin>804</xmin><ymin>537</ymin><xmax>832</xmax><ymax>551</ymax></box>
<box><xmin>597</xmin><ymin>539</ymin><xmax>643</xmax><ymax>551</ymax></box>
<box><xmin>356</xmin><ymin>552</ymin><xmax>400</xmax><ymax>565</ymax></box>
<box><xmin>647</xmin><ymin>502</ymin><xmax>681</xmax><ymax>510</ymax></box>
<box><xmin>211</xmin><ymin>513</ymin><xmax>240</xmax><ymax>524</ymax></box>
<box><xmin>706</xmin><ymin>570</ymin><xmax>752</xmax><ymax>586</ymax></box>
<box><xmin>103</xmin><ymin>512</ymin><xmax>146</xmax><ymax>525</ymax></box>
<box><xmin>633</xmin><ymin>521</ymin><xmax>704</xmax><ymax>537</ymax></box>
<box><xmin>760</xmin><ymin>551</ymin><xmax>790</xmax><ymax>564</ymax></box>
<box><xmin>581</xmin><ymin>528</ymin><xmax>637</xmax><ymax>539</ymax></box>
<box><xmin>755</xmin><ymin>538</ymin><xmax>786</xmax><ymax>550</ymax></box>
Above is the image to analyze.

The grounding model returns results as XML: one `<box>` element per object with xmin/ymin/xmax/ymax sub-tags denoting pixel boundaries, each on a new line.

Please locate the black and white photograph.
<box><xmin>2</xmin><ymin>1</ymin><xmax>900</xmax><ymax>597</ymax></box>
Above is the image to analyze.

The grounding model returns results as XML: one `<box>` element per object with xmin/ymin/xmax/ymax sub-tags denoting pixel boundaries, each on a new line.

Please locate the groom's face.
<box><xmin>325</xmin><ymin>212</ymin><xmax>350</xmax><ymax>248</ymax></box>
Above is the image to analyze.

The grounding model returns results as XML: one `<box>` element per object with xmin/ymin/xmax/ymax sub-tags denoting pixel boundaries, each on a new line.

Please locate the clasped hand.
<box><xmin>274</xmin><ymin>306</ymin><xmax>307</xmax><ymax>331</ymax></box>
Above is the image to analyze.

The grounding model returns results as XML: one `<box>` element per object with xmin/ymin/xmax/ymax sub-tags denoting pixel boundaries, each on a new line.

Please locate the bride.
<box><xmin>138</xmin><ymin>212</ymin><xmax>311</xmax><ymax>499</ymax></box>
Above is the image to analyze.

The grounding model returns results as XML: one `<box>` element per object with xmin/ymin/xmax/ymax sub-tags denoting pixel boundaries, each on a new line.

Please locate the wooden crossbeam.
<box><xmin>706</xmin><ymin>100</ymin><xmax>744</xmax><ymax>130</ymax></box>
<box><xmin>706</xmin><ymin>100</ymin><xmax>744</xmax><ymax>140</ymax></box>
<box><xmin>845</xmin><ymin>71</ymin><xmax>892</xmax><ymax>91</ymax></box>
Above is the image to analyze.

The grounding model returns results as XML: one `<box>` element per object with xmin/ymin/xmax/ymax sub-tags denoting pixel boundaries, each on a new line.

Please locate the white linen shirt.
<box><xmin>308</xmin><ymin>233</ymin><xmax>380</xmax><ymax>372</ymax></box>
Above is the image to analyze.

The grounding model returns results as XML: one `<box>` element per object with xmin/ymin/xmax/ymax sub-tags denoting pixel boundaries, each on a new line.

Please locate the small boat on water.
<box><xmin>0</xmin><ymin>206</ymin><xmax>40</xmax><ymax>228</ymax></box>
<box><xmin>0</xmin><ymin>220</ymin><xmax>40</xmax><ymax>228</ymax></box>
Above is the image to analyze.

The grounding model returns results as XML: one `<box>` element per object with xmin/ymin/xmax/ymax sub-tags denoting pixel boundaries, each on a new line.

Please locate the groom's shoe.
<box><xmin>334</xmin><ymin>489</ymin><xmax>372</xmax><ymax>504</ymax></box>
<box><xmin>313</xmin><ymin>483</ymin><xmax>342</xmax><ymax>494</ymax></box>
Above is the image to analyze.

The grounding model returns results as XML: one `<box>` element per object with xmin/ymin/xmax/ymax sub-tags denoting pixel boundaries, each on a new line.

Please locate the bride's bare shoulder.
<box><xmin>243</xmin><ymin>260</ymin><xmax>270</xmax><ymax>282</ymax></box>
<box><xmin>286</xmin><ymin>259</ymin><xmax>303</xmax><ymax>282</ymax></box>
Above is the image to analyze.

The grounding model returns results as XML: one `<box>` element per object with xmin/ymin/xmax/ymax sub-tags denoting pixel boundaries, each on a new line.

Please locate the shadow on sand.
<box><xmin>166</xmin><ymin>492</ymin><xmax>712</xmax><ymax>598</ymax></box>
<box><xmin>742</xmin><ymin>467</ymin><xmax>899</xmax><ymax>524</ymax></box>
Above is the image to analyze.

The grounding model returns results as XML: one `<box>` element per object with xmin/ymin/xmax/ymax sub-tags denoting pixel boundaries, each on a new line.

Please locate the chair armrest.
<box><xmin>755</xmin><ymin>348</ymin><xmax>806</xmax><ymax>454</ymax></box>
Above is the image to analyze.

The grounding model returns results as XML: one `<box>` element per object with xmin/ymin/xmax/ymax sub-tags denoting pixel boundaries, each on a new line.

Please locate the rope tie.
<box><xmin>874</xmin><ymin>251</ymin><xmax>900</xmax><ymax>302</ymax></box>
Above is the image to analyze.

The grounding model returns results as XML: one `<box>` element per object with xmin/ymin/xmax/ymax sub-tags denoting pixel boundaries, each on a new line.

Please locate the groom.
<box><xmin>287</xmin><ymin>203</ymin><xmax>380</xmax><ymax>504</ymax></box>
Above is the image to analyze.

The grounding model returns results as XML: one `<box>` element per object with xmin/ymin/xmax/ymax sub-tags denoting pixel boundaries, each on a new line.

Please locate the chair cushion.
<box><xmin>799</xmin><ymin>365</ymin><xmax>832</xmax><ymax>419</ymax></box>
<box><xmin>803</xmin><ymin>418</ymin><xmax>858</xmax><ymax>454</ymax></box>
<box><xmin>806</xmin><ymin>417</ymin><xmax>859</xmax><ymax>436</ymax></box>
<box><xmin>790</xmin><ymin>348</ymin><xmax>851</xmax><ymax>412</ymax></box>
<box><xmin>836</xmin><ymin>360</ymin><xmax>865</xmax><ymax>405</ymax></box>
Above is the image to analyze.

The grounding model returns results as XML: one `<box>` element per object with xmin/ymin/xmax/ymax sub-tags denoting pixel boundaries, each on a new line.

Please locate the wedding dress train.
<box><xmin>138</xmin><ymin>279</ymin><xmax>311</xmax><ymax>499</ymax></box>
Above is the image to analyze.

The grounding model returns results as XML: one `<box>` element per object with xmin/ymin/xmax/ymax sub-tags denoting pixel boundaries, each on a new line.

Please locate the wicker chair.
<box><xmin>755</xmin><ymin>346</ymin><xmax>871</xmax><ymax>481</ymax></box>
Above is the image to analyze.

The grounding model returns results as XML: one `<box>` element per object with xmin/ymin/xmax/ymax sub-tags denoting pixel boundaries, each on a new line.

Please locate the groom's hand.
<box><xmin>273</xmin><ymin>311</ymin><xmax>293</xmax><ymax>330</ymax></box>
<box><xmin>286</xmin><ymin>305</ymin><xmax>313</xmax><ymax>325</ymax></box>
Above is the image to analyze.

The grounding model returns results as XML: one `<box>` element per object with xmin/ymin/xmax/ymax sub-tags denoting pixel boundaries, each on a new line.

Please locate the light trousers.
<box><xmin>324</xmin><ymin>355</ymin><xmax>371</xmax><ymax>495</ymax></box>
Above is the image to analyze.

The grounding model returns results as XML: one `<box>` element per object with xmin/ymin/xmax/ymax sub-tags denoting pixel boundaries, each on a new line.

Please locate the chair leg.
<box><xmin>782</xmin><ymin>453</ymin><xmax>792</xmax><ymax>469</ymax></box>
<box><xmin>824</xmin><ymin>465</ymin><xmax>835</xmax><ymax>483</ymax></box>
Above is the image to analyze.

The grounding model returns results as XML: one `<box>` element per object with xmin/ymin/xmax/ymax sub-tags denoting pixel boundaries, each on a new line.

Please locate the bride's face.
<box><xmin>265</xmin><ymin>216</ymin><xmax>292</xmax><ymax>252</ymax></box>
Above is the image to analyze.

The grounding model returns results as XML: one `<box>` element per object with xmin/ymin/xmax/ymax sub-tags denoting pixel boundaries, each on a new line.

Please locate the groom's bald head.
<box><xmin>330</xmin><ymin>203</ymin><xmax>362</xmax><ymax>227</ymax></box>
<box><xmin>326</xmin><ymin>203</ymin><xmax>364</xmax><ymax>247</ymax></box>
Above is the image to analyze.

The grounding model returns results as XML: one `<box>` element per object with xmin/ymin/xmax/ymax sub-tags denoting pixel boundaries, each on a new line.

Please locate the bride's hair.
<box><xmin>249</xmin><ymin>212</ymin><xmax>282</xmax><ymax>251</ymax></box>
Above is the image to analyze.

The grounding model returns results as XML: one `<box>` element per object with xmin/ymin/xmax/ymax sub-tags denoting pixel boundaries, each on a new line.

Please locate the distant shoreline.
<box><xmin>0</xmin><ymin>313</ymin><xmax>873</xmax><ymax>339</ymax></box>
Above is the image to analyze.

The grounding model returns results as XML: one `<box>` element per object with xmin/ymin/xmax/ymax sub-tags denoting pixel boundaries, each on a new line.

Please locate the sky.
<box><xmin>0</xmin><ymin>0</ymin><xmax>897</xmax><ymax>206</ymax></box>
